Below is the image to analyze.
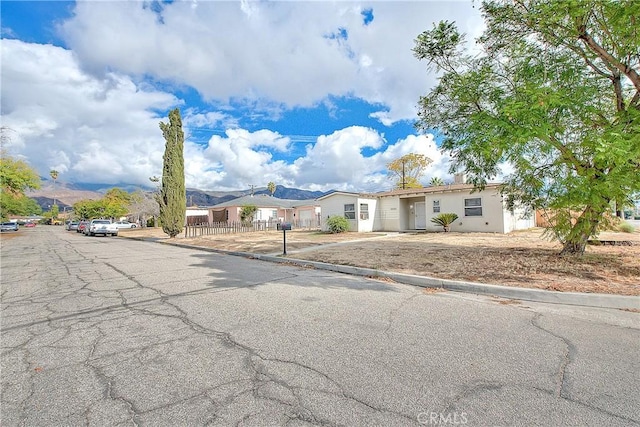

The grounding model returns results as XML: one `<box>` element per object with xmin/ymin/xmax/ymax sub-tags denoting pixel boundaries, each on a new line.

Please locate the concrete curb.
<box><xmin>130</xmin><ymin>237</ymin><xmax>640</xmax><ymax>311</ymax></box>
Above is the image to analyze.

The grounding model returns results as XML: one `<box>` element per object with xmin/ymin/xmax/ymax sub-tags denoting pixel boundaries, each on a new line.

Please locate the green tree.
<box><xmin>413</xmin><ymin>1</ymin><xmax>640</xmax><ymax>255</ymax></box>
<box><xmin>73</xmin><ymin>199</ymin><xmax>105</xmax><ymax>219</ymax></box>
<box><xmin>240</xmin><ymin>205</ymin><xmax>258</xmax><ymax>223</ymax></box>
<box><xmin>157</xmin><ymin>108</ymin><xmax>186</xmax><ymax>238</ymax></box>
<box><xmin>0</xmin><ymin>193</ymin><xmax>42</xmax><ymax>219</ymax></box>
<box><xmin>429</xmin><ymin>177</ymin><xmax>445</xmax><ymax>186</ymax></box>
<box><xmin>267</xmin><ymin>181</ymin><xmax>276</xmax><ymax>196</ymax></box>
<box><xmin>0</xmin><ymin>128</ymin><xmax>41</xmax><ymax>219</ymax></box>
<box><xmin>102</xmin><ymin>188</ymin><xmax>131</xmax><ymax>219</ymax></box>
<box><xmin>387</xmin><ymin>153</ymin><xmax>433</xmax><ymax>189</ymax></box>
<box><xmin>1</xmin><ymin>156</ymin><xmax>41</xmax><ymax>197</ymax></box>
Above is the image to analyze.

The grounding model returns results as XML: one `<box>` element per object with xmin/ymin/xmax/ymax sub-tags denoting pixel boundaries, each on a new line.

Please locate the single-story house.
<box><xmin>207</xmin><ymin>194</ymin><xmax>321</xmax><ymax>226</ymax></box>
<box><xmin>317</xmin><ymin>183</ymin><xmax>535</xmax><ymax>234</ymax></box>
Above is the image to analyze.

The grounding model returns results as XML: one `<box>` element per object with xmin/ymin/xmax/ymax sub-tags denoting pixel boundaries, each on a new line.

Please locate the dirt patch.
<box><xmin>121</xmin><ymin>227</ymin><xmax>640</xmax><ymax>296</ymax></box>
<box><xmin>0</xmin><ymin>232</ymin><xmax>22</xmax><ymax>242</ymax></box>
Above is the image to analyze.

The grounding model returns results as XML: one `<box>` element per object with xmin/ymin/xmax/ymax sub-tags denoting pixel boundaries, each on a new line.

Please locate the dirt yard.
<box><xmin>120</xmin><ymin>227</ymin><xmax>640</xmax><ymax>296</ymax></box>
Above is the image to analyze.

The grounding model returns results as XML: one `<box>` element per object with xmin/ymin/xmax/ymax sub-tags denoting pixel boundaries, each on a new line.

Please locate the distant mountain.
<box><xmin>30</xmin><ymin>182</ymin><xmax>331</xmax><ymax>210</ymax></box>
<box><xmin>186</xmin><ymin>185</ymin><xmax>327</xmax><ymax>207</ymax></box>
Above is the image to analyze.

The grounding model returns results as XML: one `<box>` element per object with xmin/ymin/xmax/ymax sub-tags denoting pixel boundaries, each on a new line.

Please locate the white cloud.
<box><xmin>1</xmin><ymin>2</ymin><xmax>483</xmax><ymax>193</ymax></box>
<box><xmin>182</xmin><ymin>126</ymin><xmax>452</xmax><ymax>193</ymax></box>
<box><xmin>1</xmin><ymin>39</ymin><xmax>178</xmax><ymax>185</ymax></box>
<box><xmin>60</xmin><ymin>1</ymin><xmax>483</xmax><ymax>124</ymax></box>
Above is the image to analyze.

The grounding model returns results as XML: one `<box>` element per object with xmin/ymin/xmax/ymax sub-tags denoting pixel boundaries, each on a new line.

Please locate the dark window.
<box><xmin>344</xmin><ymin>204</ymin><xmax>356</xmax><ymax>219</ymax></box>
<box><xmin>464</xmin><ymin>198</ymin><xmax>482</xmax><ymax>216</ymax></box>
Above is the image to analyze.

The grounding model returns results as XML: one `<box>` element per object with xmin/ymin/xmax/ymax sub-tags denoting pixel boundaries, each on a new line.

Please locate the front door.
<box><xmin>415</xmin><ymin>202</ymin><xmax>426</xmax><ymax>229</ymax></box>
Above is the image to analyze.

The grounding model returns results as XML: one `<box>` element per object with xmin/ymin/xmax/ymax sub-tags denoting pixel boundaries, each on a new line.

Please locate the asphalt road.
<box><xmin>1</xmin><ymin>226</ymin><xmax>639</xmax><ymax>426</ymax></box>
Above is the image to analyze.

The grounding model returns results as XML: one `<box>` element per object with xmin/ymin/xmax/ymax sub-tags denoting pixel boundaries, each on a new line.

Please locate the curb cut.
<box><xmin>128</xmin><ymin>237</ymin><xmax>640</xmax><ymax>311</ymax></box>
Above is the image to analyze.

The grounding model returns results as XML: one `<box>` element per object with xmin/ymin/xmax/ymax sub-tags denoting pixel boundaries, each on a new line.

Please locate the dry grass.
<box><xmin>121</xmin><ymin>227</ymin><xmax>640</xmax><ymax>296</ymax></box>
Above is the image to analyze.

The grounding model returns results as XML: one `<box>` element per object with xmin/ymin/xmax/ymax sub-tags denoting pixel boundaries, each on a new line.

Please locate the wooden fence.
<box><xmin>184</xmin><ymin>218</ymin><xmax>322</xmax><ymax>238</ymax></box>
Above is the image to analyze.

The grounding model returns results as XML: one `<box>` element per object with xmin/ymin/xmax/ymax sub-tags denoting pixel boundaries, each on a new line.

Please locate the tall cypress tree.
<box><xmin>158</xmin><ymin>108</ymin><xmax>186</xmax><ymax>238</ymax></box>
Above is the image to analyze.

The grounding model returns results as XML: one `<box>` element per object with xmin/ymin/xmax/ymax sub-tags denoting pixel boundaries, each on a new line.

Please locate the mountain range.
<box><xmin>28</xmin><ymin>182</ymin><xmax>329</xmax><ymax>211</ymax></box>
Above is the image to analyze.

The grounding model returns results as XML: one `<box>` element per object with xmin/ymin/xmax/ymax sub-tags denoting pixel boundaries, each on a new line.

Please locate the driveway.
<box><xmin>1</xmin><ymin>227</ymin><xmax>639</xmax><ymax>426</ymax></box>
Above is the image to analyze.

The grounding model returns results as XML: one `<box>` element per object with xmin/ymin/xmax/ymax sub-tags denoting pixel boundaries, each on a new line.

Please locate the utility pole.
<box><xmin>402</xmin><ymin>159</ymin><xmax>406</xmax><ymax>190</ymax></box>
<box><xmin>248</xmin><ymin>184</ymin><xmax>256</xmax><ymax>197</ymax></box>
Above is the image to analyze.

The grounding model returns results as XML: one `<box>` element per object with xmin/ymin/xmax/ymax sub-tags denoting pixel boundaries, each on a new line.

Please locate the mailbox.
<box><xmin>277</xmin><ymin>223</ymin><xmax>292</xmax><ymax>231</ymax></box>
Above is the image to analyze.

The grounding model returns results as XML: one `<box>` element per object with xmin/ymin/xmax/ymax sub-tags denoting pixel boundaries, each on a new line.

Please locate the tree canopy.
<box><xmin>72</xmin><ymin>188</ymin><xmax>132</xmax><ymax>220</ymax></box>
<box><xmin>267</xmin><ymin>182</ymin><xmax>276</xmax><ymax>196</ymax></box>
<box><xmin>0</xmin><ymin>127</ymin><xmax>41</xmax><ymax>220</ymax></box>
<box><xmin>429</xmin><ymin>177</ymin><xmax>445</xmax><ymax>187</ymax></box>
<box><xmin>157</xmin><ymin>108</ymin><xmax>186</xmax><ymax>238</ymax></box>
<box><xmin>387</xmin><ymin>153</ymin><xmax>433</xmax><ymax>189</ymax></box>
<box><xmin>413</xmin><ymin>0</ymin><xmax>640</xmax><ymax>255</ymax></box>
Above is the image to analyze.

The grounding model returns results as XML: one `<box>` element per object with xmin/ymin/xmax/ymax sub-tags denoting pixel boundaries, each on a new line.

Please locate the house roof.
<box><xmin>316</xmin><ymin>191</ymin><xmax>377</xmax><ymax>201</ymax></box>
<box><xmin>209</xmin><ymin>194</ymin><xmax>318</xmax><ymax>209</ymax></box>
<box><xmin>316</xmin><ymin>184</ymin><xmax>502</xmax><ymax>201</ymax></box>
<box><xmin>375</xmin><ymin>183</ymin><xmax>502</xmax><ymax>198</ymax></box>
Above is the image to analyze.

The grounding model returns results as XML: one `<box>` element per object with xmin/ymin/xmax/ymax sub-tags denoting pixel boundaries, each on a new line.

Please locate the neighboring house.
<box><xmin>186</xmin><ymin>208</ymin><xmax>210</xmax><ymax>225</ymax></box>
<box><xmin>207</xmin><ymin>194</ymin><xmax>321</xmax><ymax>226</ymax></box>
<box><xmin>317</xmin><ymin>192</ymin><xmax>379</xmax><ymax>232</ymax></box>
<box><xmin>317</xmin><ymin>183</ymin><xmax>535</xmax><ymax>234</ymax></box>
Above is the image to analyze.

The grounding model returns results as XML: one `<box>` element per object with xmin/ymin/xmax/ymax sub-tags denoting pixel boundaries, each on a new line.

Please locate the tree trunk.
<box><xmin>559</xmin><ymin>205</ymin><xmax>603</xmax><ymax>256</ymax></box>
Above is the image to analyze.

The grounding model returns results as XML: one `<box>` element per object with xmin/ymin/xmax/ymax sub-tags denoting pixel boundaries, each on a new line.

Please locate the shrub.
<box><xmin>430</xmin><ymin>213</ymin><xmax>459</xmax><ymax>232</ymax></box>
<box><xmin>326</xmin><ymin>215</ymin><xmax>350</xmax><ymax>233</ymax></box>
<box><xmin>240</xmin><ymin>205</ymin><xmax>258</xmax><ymax>223</ymax></box>
<box><xmin>618</xmin><ymin>222</ymin><xmax>635</xmax><ymax>233</ymax></box>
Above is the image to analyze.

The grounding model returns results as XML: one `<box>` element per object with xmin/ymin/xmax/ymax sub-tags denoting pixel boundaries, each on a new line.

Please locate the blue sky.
<box><xmin>1</xmin><ymin>1</ymin><xmax>483</xmax><ymax>192</ymax></box>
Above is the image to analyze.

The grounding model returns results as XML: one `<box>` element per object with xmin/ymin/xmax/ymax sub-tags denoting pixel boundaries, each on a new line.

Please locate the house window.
<box><xmin>344</xmin><ymin>204</ymin><xmax>356</xmax><ymax>219</ymax></box>
<box><xmin>464</xmin><ymin>197</ymin><xmax>483</xmax><ymax>216</ymax></box>
<box><xmin>271</xmin><ymin>210</ymin><xmax>278</xmax><ymax>219</ymax></box>
<box><xmin>360</xmin><ymin>203</ymin><xmax>369</xmax><ymax>220</ymax></box>
<box><xmin>433</xmin><ymin>200</ymin><xmax>441</xmax><ymax>213</ymax></box>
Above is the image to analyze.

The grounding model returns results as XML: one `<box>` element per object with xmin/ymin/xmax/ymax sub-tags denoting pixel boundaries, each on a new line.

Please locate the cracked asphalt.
<box><xmin>1</xmin><ymin>226</ymin><xmax>639</xmax><ymax>426</ymax></box>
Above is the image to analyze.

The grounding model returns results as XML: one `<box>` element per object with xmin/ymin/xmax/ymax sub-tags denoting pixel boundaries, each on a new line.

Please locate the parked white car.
<box><xmin>84</xmin><ymin>219</ymin><xmax>119</xmax><ymax>237</ymax></box>
<box><xmin>114</xmin><ymin>220</ymin><xmax>138</xmax><ymax>229</ymax></box>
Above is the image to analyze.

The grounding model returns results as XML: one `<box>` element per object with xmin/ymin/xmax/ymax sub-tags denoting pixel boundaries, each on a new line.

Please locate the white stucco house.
<box><xmin>317</xmin><ymin>183</ymin><xmax>535</xmax><ymax>233</ymax></box>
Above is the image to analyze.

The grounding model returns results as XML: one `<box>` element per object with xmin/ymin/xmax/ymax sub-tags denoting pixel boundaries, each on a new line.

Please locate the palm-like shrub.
<box><xmin>431</xmin><ymin>213</ymin><xmax>459</xmax><ymax>232</ymax></box>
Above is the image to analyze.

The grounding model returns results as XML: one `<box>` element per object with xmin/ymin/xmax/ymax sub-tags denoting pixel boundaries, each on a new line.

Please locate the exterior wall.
<box><xmin>423</xmin><ymin>190</ymin><xmax>506</xmax><ymax>233</ymax></box>
<box><xmin>318</xmin><ymin>194</ymin><xmax>376</xmax><ymax>232</ymax></box>
<box><xmin>320</xmin><ymin>186</ymin><xmax>534</xmax><ymax>234</ymax></box>
<box><xmin>375</xmin><ymin>197</ymin><xmax>400</xmax><ymax>231</ymax></box>
<box><xmin>355</xmin><ymin>197</ymin><xmax>377</xmax><ymax>232</ymax></box>
<box><xmin>295</xmin><ymin>206</ymin><xmax>321</xmax><ymax>226</ymax></box>
<box><xmin>227</xmin><ymin>207</ymin><xmax>241</xmax><ymax>222</ymax></box>
<box><xmin>319</xmin><ymin>194</ymin><xmax>359</xmax><ymax>231</ymax></box>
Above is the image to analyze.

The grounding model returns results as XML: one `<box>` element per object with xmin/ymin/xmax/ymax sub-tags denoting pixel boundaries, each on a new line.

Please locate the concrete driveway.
<box><xmin>1</xmin><ymin>226</ymin><xmax>639</xmax><ymax>426</ymax></box>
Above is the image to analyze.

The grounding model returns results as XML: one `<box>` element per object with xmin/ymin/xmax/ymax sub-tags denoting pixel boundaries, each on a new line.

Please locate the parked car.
<box><xmin>114</xmin><ymin>220</ymin><xmax>138</xmax><ymax>229</ymax></box>
<box><xmin>1</xmin><ymin>222</ymin><xmax>19</xmax><ymax>232</ymax></box>
<box><xmin>25</xmin><ymin>222</ymin><xmax>36</xmax><ymax>228</ymax></box>
<box><xmin>66</xmin><ymin>221</ymin><xmax>80</xmax><ymax>231</ymax></box>
<box><xmin>77</xmin><ymin>220</ymin><xmax>90</xmax><ymax>233</ymax></box>
<box><xmin>84</xmin><ymin>219</ymin><xmax>118</xmax><ymax>237</ymax></box>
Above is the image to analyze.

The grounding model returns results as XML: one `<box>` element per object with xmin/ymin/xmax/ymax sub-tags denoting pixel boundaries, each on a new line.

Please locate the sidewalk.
<box><xmin>128</xmin><ymin>233</ymin><xmax>640</xmax><ymax>311</ymax></box>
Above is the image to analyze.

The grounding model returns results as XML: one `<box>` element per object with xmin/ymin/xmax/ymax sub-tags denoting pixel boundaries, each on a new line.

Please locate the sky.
<box><xmin>1</xmin><ymin>0</ymin><xmax>484</xmax><ymax>193</ymax></box>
